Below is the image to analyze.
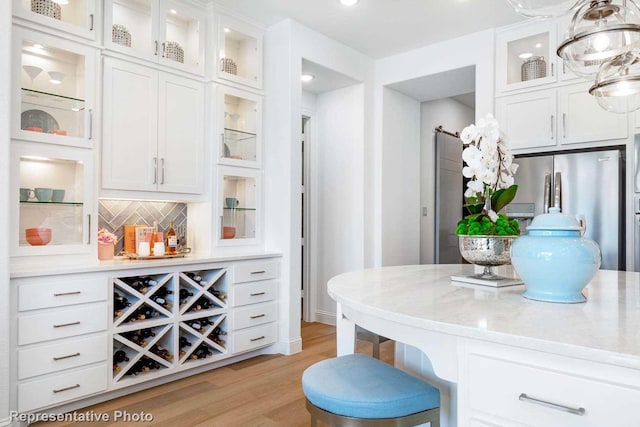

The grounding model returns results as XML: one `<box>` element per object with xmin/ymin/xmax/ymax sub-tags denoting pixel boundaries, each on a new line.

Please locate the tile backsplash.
<box><xmin>98</xmin><ymin>199</ymin><xmax>187</xmax><ymax>254</ymax></box>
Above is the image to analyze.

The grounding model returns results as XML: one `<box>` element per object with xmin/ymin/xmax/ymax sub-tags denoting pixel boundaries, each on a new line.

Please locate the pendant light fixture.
<box><xmin>589</xmin><ymin>50</ymin><xmax>640</xmax><ymax>112</ymax></box>
<box><xmin>557</xmin><ymin>0</ymin><xmax>640</xmax><ymax>77</ymax></box>
<box><xmin>506</xmin><ymin>0</ymin><xmax>585</xmax><ymax>17</ymax></box>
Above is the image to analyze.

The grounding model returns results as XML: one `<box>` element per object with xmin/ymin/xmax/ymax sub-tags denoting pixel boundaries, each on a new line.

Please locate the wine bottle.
<box><xmin>151</xmin><ymin>344</ymin><xmax>173</xmax><ymax>361</ymax></box>
<box><xmin>190</xmin><ymin>344</ymin><xmax>212</xmax><ymax>360</ymax></box>
<box><xmin>155</xmin><ymin>287</ymin><xmax>173</xmax><ymax>298</ymax></box>
<box><xmin>151</xmin><ymin>294</ymin><xmax>172</xmax><ymax>309</ymax></box>
<box><xmin>179</xmin><ymin>336</ymin><xmax>192</xmax><ymax>348</ymax></box>
<box><xmin>114</xmin><ymin>292</ymin><xmax>131</xmax><ymax>317</ymax></box>
<box><xmin>166</xmin><ymin>219</ymin><xmax>178</xmax><ymax>255</ymax></box>
<box><xmin>113</xmin><ymin>350</ymin><xmax>130</xmax><ymax>372</ymax></box>
<box><xmin>211</xmin><ymin>290</ymin><xmax>227</xmax><ymax>301</ymax></box>
<box><xmin>185</xmin><ymin>320</ymin><xmax>206</xmax><ymax>333</ymax></box>
<box><xmin>179</xmin><ymin>288</ymin><xmax>194</xmax><ymax>303</ymax></box>
<box><xmin>184</xmin><ymin>272</ymin><xmax>203</xmax><ymax>282</ymax></box>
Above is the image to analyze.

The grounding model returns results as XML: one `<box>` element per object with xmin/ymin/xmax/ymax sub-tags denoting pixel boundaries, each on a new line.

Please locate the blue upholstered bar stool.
<box><xmin>302</xmin><ymin>354</ymin><xmax>440</xmax><ymax>427</ymax></box>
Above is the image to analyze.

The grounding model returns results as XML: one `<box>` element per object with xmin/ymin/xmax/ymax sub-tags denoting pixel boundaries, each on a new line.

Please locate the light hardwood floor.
<box><xmin>33</xmin><ymin>322</ymin><xmax>394</xmax><ymax>427</ymax></box>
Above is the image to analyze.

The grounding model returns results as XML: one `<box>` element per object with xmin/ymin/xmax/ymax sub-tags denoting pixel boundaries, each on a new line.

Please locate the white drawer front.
<box><xmin>18</xmin><ymin>275</ymin><xmax>107</xmax><ymax>311</ymax></box>
<box><xmin>468</xmin><ymin>354</ymin><xmax>640</xmax><ymax>426</ymax></box>
<box><xmin>232</xmin><ymin>280</ymin><xmax>277</xmax><ymax>307</ymax></box>
<box><xmin>18</xmin><ymin>364</ymin><xmax>107</xmax><ymax>412</ymax></box>
<box><xmin>231</xmin><ymin>302</ymin><xmax>277</xmax><ymax>331</ymax></box>
<box><xmin>18</xmin><ymin>334</ymin><xmax>108</xmax><ymax>380</ymax></box>
<box><xmin>18</xmin><ymin>303</ymin><xmax>108</xmax><ymax>346</ymax></box>
<box><xmin>232</xmin><ymin>323</ymin><xmax>277</xmax><ymax>354</ymax></box>
<box><xmin>234</xmin><ymin>261</ymin><xmax>279</xmax><ymax>284</ymax></box>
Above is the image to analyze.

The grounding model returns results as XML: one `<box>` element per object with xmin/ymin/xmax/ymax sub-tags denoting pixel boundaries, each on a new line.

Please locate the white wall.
<box><xmin>313</xmin><ymin>84</ymin><xmax>365</xmax><ymax>319</ymax></box>
<box><xmin>381</xmin><ymin>87</ymin><xmax>421</xmax><ymax>266</ymax></box>
<box><xmin>373</xmin><ymin>29</ymin><xmax>495</xmax><ymax>267</ymax></box>
<box><xmin>420</xmin><ymin>98</ymin><xmax>474</xmax><ymax>264</ymax></box>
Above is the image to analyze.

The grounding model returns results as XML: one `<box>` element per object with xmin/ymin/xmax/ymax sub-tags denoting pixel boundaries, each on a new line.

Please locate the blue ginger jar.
<box><xmin>510</xmin><ymin>207</ymin><xmax>601</xmax><ymax>303</ymax></box>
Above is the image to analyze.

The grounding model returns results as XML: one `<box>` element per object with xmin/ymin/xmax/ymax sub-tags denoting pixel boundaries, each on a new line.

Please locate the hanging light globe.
<box><xmin>558</xmin><ymin>0</ymin><xmax>640</xmax><ymax>78</ymax></box>
<box><xmin>589</xmin><ymin>50</ymin><xmax>640</xmax><ymax>112</ymax></box>
<box><xmin>506</xmin><ymin>0</ymin><xmax>585</xmax><ymax>17</ymax></box>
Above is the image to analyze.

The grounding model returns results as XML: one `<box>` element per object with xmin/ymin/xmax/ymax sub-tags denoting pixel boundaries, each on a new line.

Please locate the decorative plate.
<box><xmin>21</xmin><ymin>109</ymin><xmax>59</xmax><ymax>133</ymax></box>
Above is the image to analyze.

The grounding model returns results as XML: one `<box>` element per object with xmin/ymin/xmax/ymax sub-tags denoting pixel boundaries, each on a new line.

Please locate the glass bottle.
<box><xmin>166</xmin><ymin>219</ymin><xmax>178</xmax><ymax>255</ymax></box>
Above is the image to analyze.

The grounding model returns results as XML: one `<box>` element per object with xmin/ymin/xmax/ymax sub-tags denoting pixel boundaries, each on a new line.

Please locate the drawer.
<box><xmin>18</xmin><ymin>364</ymin><xmax>107</xmax><ymax>412</ymax></box>
<box><xmin>18</xmin><ymin>334</ymin><xmax>107</xmax><ymax>380</ymax></box>
<box><xmin>468</xmin><ymin>353</ymin><xmax>640</xmax><ymax>426</ymax></box>
<box><xmin>234</xmin><ymin>261</ymin><xmax>279</xmax><ymax>283</ymax></box>
<box><xmin>232</xmin><ymin>280</ymin><xmax>277</xmax><ymax>307</ymax></box>
<box><xmin>231</xmin><ymin>302</ymin><xmax>278</xmax><ymax>331</ymax></box>
<box><xmin>232</xmin><ymin>323</ymin><xmax>277</xmax><ymax>354</ymax></box>
<box><xmin>18</xmin><ymin>302</ymin><xmax>108</xmax><ymax>346</ymax></box>
<box><xmin>18</xmin><ymin>275</ymin><xmax>107</xmax><ymax>311</ymax></box>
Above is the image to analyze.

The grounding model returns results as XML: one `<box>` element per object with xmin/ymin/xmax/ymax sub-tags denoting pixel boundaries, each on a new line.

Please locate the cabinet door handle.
<box><xmin>563</xmin><ymin>61</ymin><xmax>566</xmax><ymax>75</ymax></box>
<box><xmin>54</xmin><ymin>291</ymin><xmax>81</xmax><ymax>297</ymax></box>
<box><xmin>161</xmin><ymin>158</ymin><xmax>165</xmax><ymax>184</ymax></box>
<box><xmin>250</xmin><ymin>292</ymin><xmax>266</xmax><ymax>296</ymax></box>
<box><xmin>562</xmin><ymin>113</ymin><xmax>567</xmax><ymax>138</ymax></box>
<box><xmin>250</xmin><ymin>336</ymin><xmax>265</xmax><ymax>342</ymax></box>
<box><xmin>53</xmin><ymin>384</ymin><xmax>80</xmax><ymax>394</ymax></box>
<box><xmin>88</xmin><ymin>108</ymin><xmax>93</xmax><ymax>140</ymax></box>
<box><xmin>162</xmin><ymin>42</ymin><xmax>166</xmax><ymax>58</ymax></box>
<box><xmin>153</xmin><ymin>157</ymin><xmax>158</xmax><ymax>184</ymax></box>
<box><xmin>551</xmin><ymin>63</ymin><xmax>554</xmax><ymax>77</ymax></box>
<box><xmin>53</xmin><ymin>352</ymin><xmax>80</xmax><ymax>361</ymax></box>
<box><xmin>220</xmin><ymin>133</ymin><xmax>226</xmax><ymax>158</ymax></box>
<box><xmin>89</xmin><ymin>14</ymin><xmax>94</xmax><ymax>31</ymax></box>
<box><xmin>220</xmin><ymin>58</ymin><xmax>224</xmax><ymax>72</ymax></box>
<box><xmin>550</xmin><ymin>115</ymin><xmax>554</xmax><ymax>140</ymax></box>
<box><xmin>250</xmin><ymin>314</ymin><xmax>266</xmax><ymax>319</ymax></box>
<box><xmin>87</xmin><ymin>214</ymin><xmax>91</xmax><ymax>244</ymax></box>
<box><xmin>53</xmin><ymin>321</ymin><xmax>80</xmax><ymax>328</ymax></box>
<box><xmin>154</xmin><ymin>40</ymin><xmax>158</xmax><ymax>56</ymax></box>
<box><xmin>519</xmin><ymin>393</ymin><xmax>585</xmax><ymax>416</ymax></box>
<box><xmin>250</xmin><ymin>270</ymin><xmax>266</xmax><ymax>274</ymax></box>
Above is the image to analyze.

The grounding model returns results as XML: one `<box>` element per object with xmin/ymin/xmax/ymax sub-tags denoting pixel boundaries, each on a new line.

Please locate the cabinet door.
<box><xmin>102</xmin><ymin>58</ymin><xmax>158</xmax><ymax>192</ymax></box>
<box><xmin>157</xmin><ymin>73</ymin><xmax>204</xmax><ymax>194</ymax></box>
<box><xmin>13</xmin><ymin>0</ymin><xmax>98</xmax><ymax>41</ymax></box>
<box><xmin>215</xmin><ymin>14</ymin><xmax>263</xmax><ymax>89</ymax></box>
<box><xmin>495</xmin><ymin>20</ymin><xmax>557</xmax><ymax>94</ymax></box>
<box><xmin>104</xmin><ymin>0</ymin><xmax>160</xmax><ymax>63</ymax></box>
<box><xmin>217</xmin><ymin>85</ymin><xmax>262</xmax><ymax>168</ymax></box>
<box><xmin>158</xmin><ymin>0</ymin><xmax>205</xmax><ymax>76</ymax></box>
<box><xmin>495</xmin><ymin>89</ymin><xmax>557</xmax><ymax>151</ymax></box>
<box><xmin>218</xmin><ymin>167</ymin><xmax>261</xmax><ymax>246</ymax></box>
<box><xmin>11</xmin><ymin>142</ymin><xmax>94</xmax><ymax>257</ymax></box>
<box><xmin>558</xmin><ymin>82</ymin><xmax>628</xmax><ymax>145</ymax></box>
<box><xmin>13</xmin><ymin>28</ymin><xmax>97</xmax><ymax>149</ymax></box>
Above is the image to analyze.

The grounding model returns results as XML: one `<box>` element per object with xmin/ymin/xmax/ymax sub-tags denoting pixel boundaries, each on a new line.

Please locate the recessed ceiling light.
<box><xmin>535</xmin><ymin>43</ymin><xmax>542</xmax><ymax>48</ymax></box>
<box><xmin>170</xmin><ymin>9</ymin><xmax>177</xmax><ymax>14</ymax></box>
<box><xmin>224</xmin><ymin>28</ymin><xmax>230</xmax><ymax>33</ymax></box>
<box><xmin>519</xmin><ymin>52</ymin><xmax>533</xmax><ymax>59</ymax></box>
<box><xmin>301</xmin><ymin>74</ymin><xmax>315</xmax><ymax>82</ymax></box>
<box><xmin>339</xmin><ymin>0</ymin><xmax>359</xmax><ymax>6</ymax></box>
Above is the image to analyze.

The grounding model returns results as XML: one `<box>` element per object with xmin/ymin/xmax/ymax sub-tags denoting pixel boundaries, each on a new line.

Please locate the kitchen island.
<box><xmin>328</xmin><ymin>264</ymin><xmax>640</xmax><ymax>427</ymax></box>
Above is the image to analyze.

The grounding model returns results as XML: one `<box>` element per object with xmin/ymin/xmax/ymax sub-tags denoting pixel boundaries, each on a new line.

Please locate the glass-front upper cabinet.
<box><xmin>217</xmin><ymin>85</ymin><xmax>262</xmax><ymax>168</ymax></box>
<box><xmin>13</xmin><ymin>0</ymin><xmax>98</xmax><ymax>40</ymax></box>
<box><xmin>495</xmin><ymin>20</ymin><xmax>558</xmax><ymax>94</ymax></box>
<box><xmin>104</xmin><ymin>0</ymin><xmax>205</xmax><ymax>75</ymax></box>
<box><xmin>13</xmin><ymin>28</ymin><xmax>97</xmax><ymax>148</ymax></box>
<box><xmin>11</xmin><ymin>142</ymin><xmax>94</xmax><ymax>257</ymax></box>
<box><xmin>215</xmin><ymin>14</ymin><xmax>263</xmax><ymax>89</ymax></box>
<box><xmin>218</xmin><ymin>167</ymin><xmax>261</xmax><ymax>246</ymax></box>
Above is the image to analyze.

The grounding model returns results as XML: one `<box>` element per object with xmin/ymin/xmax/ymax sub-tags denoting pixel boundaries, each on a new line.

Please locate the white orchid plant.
<box><xmin>455</xmin><ymin>114</ymin><xmax>521</xmax><ymax>236</ymax></box>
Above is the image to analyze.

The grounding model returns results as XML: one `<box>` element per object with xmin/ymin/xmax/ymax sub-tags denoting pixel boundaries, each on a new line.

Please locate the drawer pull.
<box><xmin>250</xmin><ymin>336</ymin><xmax>265</xmax><ymax>342</ymax></box>
<box><xmin>53</xmin><ymin>291</ymin><xmax>81</xmax><ymax>296</ymax></box>
<box><xmin>53</xmin><ymin>384</ymin><xmax>80</xmax><ymax>394</ymax></box>
<box><xmin>53</xmin><ymin>321</ymin><xmax>81</xmax><ymax>328</ymax></box>
<box><xmin>250</xmin><ymin>314</ymin><xmax>266</xmax><ymax>319</ymax></box>
<box><xmin>250</xmin><ymin>292</ymin><xmax>266</xmax><ymax>296</ymax></box>
<box><xmin>250</xmin><ymin>270</ymin><xmax>266</xmax><ymax>274</ymax></box>
<box><xmin>53</xmin><ymin>352</ymin><xmax>81</xmax><ymax>361</ymax></box>
<box><xmin>519</xmin><ymin>393</ymin><xmax>585</xmax><ymax>416</ymax></box>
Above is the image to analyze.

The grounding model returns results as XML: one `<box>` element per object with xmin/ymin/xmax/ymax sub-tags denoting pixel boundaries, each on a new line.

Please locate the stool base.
<box><xmin>306</xmin><ymin>398</ymin><xmax>440</xmax><ymax>427</ymax></box>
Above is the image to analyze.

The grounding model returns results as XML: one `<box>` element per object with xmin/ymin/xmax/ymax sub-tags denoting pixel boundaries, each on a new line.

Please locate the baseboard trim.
<box><xmin>278</xmin><ymin>337</ymin><xmax>302</xmax><ymax>355</ymax></box>
<box><xmin>315</xmin><ymin>310</ymin><xmax>336</xmax><ymax>326</ymax></box>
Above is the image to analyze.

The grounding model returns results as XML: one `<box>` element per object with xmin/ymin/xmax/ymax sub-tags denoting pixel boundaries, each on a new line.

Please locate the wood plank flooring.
<box><xmin>33</xmin><ymin>322</ymin><xmax>394</xmax><ymax>427</ymax></box>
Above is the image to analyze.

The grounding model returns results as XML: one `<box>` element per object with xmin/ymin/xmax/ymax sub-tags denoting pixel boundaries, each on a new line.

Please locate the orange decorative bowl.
<box><xmin>222</xmin><ymin>226</ymin><xmax>236</xmax><ymax>239</ymax></box>
<box><xmin>25</xmin><ymin>227</ymin><xmax>52</xmax><ymax>246</ymax></box>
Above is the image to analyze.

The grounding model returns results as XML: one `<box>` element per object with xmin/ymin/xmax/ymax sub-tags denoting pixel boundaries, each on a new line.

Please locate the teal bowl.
<box><xmin>510</xmin><ymin>208</ymin><xmax>601</xmax><ymax>303</ymax></box>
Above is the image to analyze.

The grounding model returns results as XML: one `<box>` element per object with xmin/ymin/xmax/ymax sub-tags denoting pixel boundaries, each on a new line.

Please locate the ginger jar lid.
<box><xmin>526</xmin><ymin>207</ymin><xmax>582</xmax><ymax>232</ymax></box>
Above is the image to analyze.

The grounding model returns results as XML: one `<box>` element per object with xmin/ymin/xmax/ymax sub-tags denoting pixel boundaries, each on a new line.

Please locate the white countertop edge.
<box><xmin>328</xmin><ymin>288</ymin><xmax>640</xmax><ymax>371</ymax></box>
<box><xmin>10</xmin><ymin>251</ymin><xmax>283</xmax><ymax>278</ymax></box>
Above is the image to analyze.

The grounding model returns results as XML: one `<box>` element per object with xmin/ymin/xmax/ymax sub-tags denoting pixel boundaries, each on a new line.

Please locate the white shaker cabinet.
<box><xmin>13</xmin><ymin>0</ymin><xmax>99</xmax><ymax>41</ymax></box>
<box><xmin>102</xmin><ymin>57</ymin><xmax>204</xmax><ymax>194</ymax></box>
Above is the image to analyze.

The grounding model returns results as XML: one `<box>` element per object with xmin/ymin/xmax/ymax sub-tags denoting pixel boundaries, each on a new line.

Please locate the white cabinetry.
<box><xmin>217</xmin><ymin>85</ymin><xmax>262</xmax><ymax>168</ymax></box>
<box><xmin>217</xmin><ymin>167</ymin><xmax>262</xmax><ymax>245</ymax></box>
<box><xmin>13</xmin><ymin>0</ymin><xmax>99</xmax><ymax>41</ymax></box>
<box><xmin>215</xmin><ymin>14</ymin><xmax>263</xmax><ymax>89</ymax></box>
<box><xmin>13</xmin><ymin>273</ymin><xmax>108</xmax><ymax>412</ymax></box>
<box><xmin>104</xmin><ymin>0</ymin><xmax>205</xmax><ymax>76</ymax></box>
<box><xmin>460</xmin><ymin>342</ymin><xmax>640</xmax><ymax>427</ymax></box>
<box><xmin>496</xmin><ymin>83</ymin><xmax>627</xmax><ymax>153</ymax></box>
<box><xmin>102</xmin><ymin>57</ymin><xmax>204</xmax><ymax>194</ymax></box>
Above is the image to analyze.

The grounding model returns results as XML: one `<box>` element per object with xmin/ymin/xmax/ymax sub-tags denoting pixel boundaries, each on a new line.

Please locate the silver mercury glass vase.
<box><xmin>458</xmin><ymin>235</ymin><xmax>517</xmax><ymax>280</ymax></box>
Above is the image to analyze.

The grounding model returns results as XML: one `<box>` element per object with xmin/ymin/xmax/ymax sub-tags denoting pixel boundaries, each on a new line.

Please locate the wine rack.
<box><xmin>178</xmin><ymin>269</ymin><xmax>228</xmax><ymax>314</ymax></box>
<box><xmin>113</xmin><ymin>323</ymin><xmax>173</xmax><ymax>381</ymax></box>
<box><xmin>178</xmin><ymin>314</ymin><xmax>228</xmax><ymax>366</ymax></box>
<box><xmin>113</xmin><ymin>274</ymin><xmax>174</xmax><ymax>327</ymax></box>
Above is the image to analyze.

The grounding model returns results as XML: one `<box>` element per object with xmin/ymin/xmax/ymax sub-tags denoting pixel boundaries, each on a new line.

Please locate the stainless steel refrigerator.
<box><xmin>508</xmin><ymin>148</ymin><xmax>625</xmax><ymax>270</ymax></box>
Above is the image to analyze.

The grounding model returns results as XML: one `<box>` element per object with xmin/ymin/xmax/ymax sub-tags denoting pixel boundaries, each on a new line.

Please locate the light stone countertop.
<box><xmin>328</xmin><ymin>264</ymin><xmax>640</xmax><ymax>370</ymax></box>
<box><xmin>10</xmin><ymin>251</ymin><xmax>282</xmax><ymax>278</ymax></box>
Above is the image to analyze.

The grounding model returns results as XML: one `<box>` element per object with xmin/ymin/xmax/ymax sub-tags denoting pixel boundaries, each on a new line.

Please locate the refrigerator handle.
<box><xmin>554</xmin><ymin>171</ymin><xmax>562</xmax><ymax>210</ymax></box>
<box><xmin>543</xmin><ymin>173</ymin><xmax>551</xmax><ymax>214</ymax></box>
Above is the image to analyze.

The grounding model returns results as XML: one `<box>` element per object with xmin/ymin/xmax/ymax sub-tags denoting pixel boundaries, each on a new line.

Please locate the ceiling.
<box><xmin>301</xmin><ymin>59</ymin><xmax>360</xmax><ymax>94</ymax></box>
<box><xmin>211</xmin><ymin>0</ymin><xmax>526</xmax><ymax>59</ymax></box>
